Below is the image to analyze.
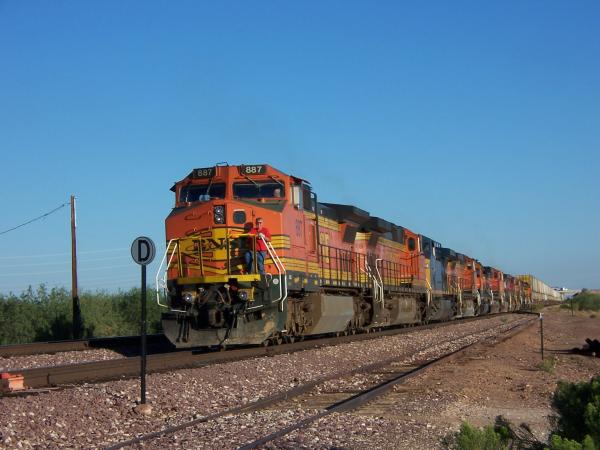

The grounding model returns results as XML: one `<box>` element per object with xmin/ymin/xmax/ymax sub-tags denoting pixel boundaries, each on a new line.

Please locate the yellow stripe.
<box><xmin>178</xmin><ymin>275</ymin><xmax>261</xmax><ymax>284</ymax></box>
<box><xmin>304</xmin><ymin>212</ymin><xmax>339</xmax><ymax>231</ymax></box>
<box><xmin>354</xmin><ymin>232</ymin><xmax>406</xmax><ymax>250</ymax></box>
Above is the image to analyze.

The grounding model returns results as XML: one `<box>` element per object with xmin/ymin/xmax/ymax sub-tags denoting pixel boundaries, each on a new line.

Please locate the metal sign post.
<box><xmin>539</xmin><ymin>313</ymin><xmax>544</xmax><ymax>361</ymax></box>
<box><xmin>131</xmin><ymin>236</ymin><xmax>156</xmax><ymax>414</ymax></box>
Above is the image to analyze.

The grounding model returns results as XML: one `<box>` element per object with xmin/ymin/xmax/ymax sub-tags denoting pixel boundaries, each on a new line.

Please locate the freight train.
<box><xmin>155</xmin><ymin>163</ymin><xmax>553</xmax><ymax>348</ymax></box>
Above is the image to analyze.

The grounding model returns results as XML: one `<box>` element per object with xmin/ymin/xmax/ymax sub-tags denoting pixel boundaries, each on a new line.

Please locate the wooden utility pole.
<box><xmin>71</xmin><ymin>195</ymin><xmax>82</xmax><ymax>339</ymax></box>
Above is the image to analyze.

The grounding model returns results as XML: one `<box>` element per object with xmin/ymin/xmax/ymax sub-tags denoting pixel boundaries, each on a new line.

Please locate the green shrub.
<box><xmin>538</xmin><ymin>357</ymin><xmax>557</xmax><ymax>374</ymax></box>
<box><xmin>455</xmin><ymin>422</ymin><xmax>508</xmax><ymax>450</ymax></box>
<box><xmin>547</xmin><ymin>435</ymin><xmax>597</xmax><ymax>450</ymax></box>
<box><xmin>0</xmin><ymin>285</ymin><xmax>163</xmax><ymax>344</ymax></box>
<box><xmin>551</xmin><ymin>376</ymin><xmax>600</xmax><ymax>447</ymax></box>
<box><xmin>562</xmin><ymin>293</ymin><xmax>600</xmax><ymax>312</ymax></box>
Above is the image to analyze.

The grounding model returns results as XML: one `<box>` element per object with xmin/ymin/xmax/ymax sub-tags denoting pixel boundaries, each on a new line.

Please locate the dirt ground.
<box><xmin>340</xmin><ymin>307</ymin><xmax>600</xmax><ymax>448</ymax></box>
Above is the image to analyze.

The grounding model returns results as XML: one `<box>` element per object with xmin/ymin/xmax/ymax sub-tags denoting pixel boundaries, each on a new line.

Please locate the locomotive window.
<box><xmin>233</xmin><ymin>182</ymin><xmax>284</xmax><ymax>199</ymax></box>
<box><xmin>407</xmin><ymin>237</ymin><xmax>416</xmax><ymax>251</ymax></box>
<box><xmin>302</xmin><ymin>188</ymin><xmax>313</xmax><ymax>212</ymax></box>
<box><xmin>180</xmin><ymin>183</ymin><xmax>226</xmax><ymax>202</ymax></box>
<box><xmin>233</xmin><ymin>210</ymin><xmax>246</xmax><ymax>224</ymax></box>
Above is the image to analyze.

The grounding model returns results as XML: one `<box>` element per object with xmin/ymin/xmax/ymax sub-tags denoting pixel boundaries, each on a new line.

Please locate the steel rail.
<box><xmin>238</xmin><ymin>317</ymin><xmax>537</xmax><ymax>450</ymax></box>
<box><xmin>103</xmin><ymin>315</ymin><xmax>535</xmax><ymax>450</ymax></box>
<box><xmin>4</xmin><ymin>314</ymin><xmax>516</xmax><ymax>392</ymax></box>
<box><xmin>0</xmin><ymin>334</ymin><xmax>166</xmax><ymax>358</ymax></box>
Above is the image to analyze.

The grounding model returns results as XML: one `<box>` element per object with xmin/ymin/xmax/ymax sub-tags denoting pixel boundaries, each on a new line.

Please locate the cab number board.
<box><xmin>193</xmin><ymin>167</ymin><xmax>215</xmax><ymax>178</ymax></box>
<box><xmin>238</xmin><ymin>165</ymin><xmax>266</xmax><ymax>175</ymax></box>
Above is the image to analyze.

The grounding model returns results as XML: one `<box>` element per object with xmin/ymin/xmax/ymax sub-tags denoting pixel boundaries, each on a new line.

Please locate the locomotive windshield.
<box><xmin>233</xmin><ymin>182</ymin><xmax>284</xmax><ymax>199</ymax></box>
<box><xmin>180</xmin><ymin>183</ymin><xmax>226</xmax><ymax>202</ymax></box>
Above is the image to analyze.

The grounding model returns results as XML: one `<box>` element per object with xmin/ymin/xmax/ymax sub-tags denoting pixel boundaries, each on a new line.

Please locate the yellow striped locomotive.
<box><xmin>157</xmin><ymin>164</ymin><xmax>535</xmax><ymax>348</ymax></box>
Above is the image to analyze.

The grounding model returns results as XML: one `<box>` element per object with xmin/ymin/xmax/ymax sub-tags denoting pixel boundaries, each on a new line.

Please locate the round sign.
<box><xmin>131</xmin><ymin>236</ymin><xmax>156</xmax><ymax>266</ymax></box>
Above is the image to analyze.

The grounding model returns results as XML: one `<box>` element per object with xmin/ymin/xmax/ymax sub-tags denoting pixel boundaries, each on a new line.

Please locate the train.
<box><xmin>155</xmin><ymin>163</ymin><xmax>560</xmax><ymax>348</ymax></box>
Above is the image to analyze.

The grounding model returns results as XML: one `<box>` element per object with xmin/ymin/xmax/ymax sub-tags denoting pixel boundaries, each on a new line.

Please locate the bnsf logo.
<box><xmin>197</xmin><ymin>237</ymin><xmax>245</xmax><ymax>252</ymax></box>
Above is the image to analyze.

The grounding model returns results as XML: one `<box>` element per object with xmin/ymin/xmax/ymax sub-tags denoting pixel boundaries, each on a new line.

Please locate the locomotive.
<box><xmin>156</xmin><ymin>163</ymin><xmax>535</xmax><ymax>348</ymax></box>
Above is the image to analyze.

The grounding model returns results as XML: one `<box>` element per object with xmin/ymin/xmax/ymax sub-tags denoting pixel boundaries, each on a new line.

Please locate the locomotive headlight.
<box><xmin>182</xmin><ymin>291</ymin><xmax>195</xmax><ymax>304</ymax></box>
<box><xmin>213</xmin><ymin>205</ymin><xmax>225</xmax><ymax>224</ymax></box>
<box><xmin>238</xmin><ymin>290</ymin><xmax>248</xmax><ymax>301</ymax></box>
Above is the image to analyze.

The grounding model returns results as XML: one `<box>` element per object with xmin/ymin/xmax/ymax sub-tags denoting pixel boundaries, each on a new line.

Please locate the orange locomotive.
<box><xmin>156</xmin><ymin>163</ymin><xmax>532</xmax><ymax>347</ymax></box>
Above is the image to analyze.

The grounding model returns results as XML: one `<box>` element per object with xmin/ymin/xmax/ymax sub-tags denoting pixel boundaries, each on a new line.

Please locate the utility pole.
<box><xmin>71</xmin><ymin>195</ymin><xmax>82</xmax><ymax>339</ymax></box>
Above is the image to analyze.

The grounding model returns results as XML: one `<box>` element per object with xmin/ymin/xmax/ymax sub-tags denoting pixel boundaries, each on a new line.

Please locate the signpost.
<box><xmin>539</xmin><ymin>313</ymin><xmax>544</xmax><ymax>361</ymax></box>
<box><xmin>131</xmin><ymin>236</ymin><xmax>156</xmax><ymax>414</ymax></box>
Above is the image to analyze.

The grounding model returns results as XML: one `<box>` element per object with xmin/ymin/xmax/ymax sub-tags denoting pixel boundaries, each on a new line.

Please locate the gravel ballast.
<box><xmin>0</xmin><ymin>314</ymin><xmax>529</xmax><ymax>449</ymax></box>
<box><xmin>0</xmin><ymin>349</ymin><xmax>125</xmax><ymax>372</ymax></box>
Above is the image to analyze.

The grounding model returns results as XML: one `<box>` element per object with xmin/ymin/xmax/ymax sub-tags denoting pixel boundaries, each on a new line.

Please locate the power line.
<box><xmin>0</xmin><ymin>264</ymin><xmax>135</xmax><ymax>277</ymax></box>
<box><xmin>0</xmin><ymin>247</ymin><xmax>129</xmax><ymax>260</ymax></box>
<box><xmin>0</xmin><ymin>254</ymin><xmax>132</xmax><ymax>269</ymax></box>
<box><xmin>0</xmin><ymin>202</ymin><xmax>68</xmax><ymax>236</ymax></box>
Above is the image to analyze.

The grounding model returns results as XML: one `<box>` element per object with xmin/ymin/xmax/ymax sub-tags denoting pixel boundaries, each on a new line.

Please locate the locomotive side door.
<box><xmin>291</xmin><ymin>182</ymin><xmax>319</xmax><ymax>290</ymax></box>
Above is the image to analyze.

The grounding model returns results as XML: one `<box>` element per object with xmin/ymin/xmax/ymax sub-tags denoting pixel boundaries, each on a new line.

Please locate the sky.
<box><xmin>0</xmin><ymin>1</ymin><xmax>599</xmax><ymax>294</ymax></box>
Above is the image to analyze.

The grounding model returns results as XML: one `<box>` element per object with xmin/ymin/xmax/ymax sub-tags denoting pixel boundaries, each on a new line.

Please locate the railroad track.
<box><xmin>103</xmin><ymin>315</ymin><xmax>536</xmax><ymax>450</ymax></box>
<box><xmin>3</xmin><ymin>313</ymin><xmax>518</xmax><ymax>394</ymax></box>
<box><xmin>0</xmin><ymin>334</ymin><xmax>168</xmax><ymax>358</ymax></box>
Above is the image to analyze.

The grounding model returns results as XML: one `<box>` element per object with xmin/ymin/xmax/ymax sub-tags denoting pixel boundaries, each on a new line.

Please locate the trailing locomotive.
<box><xmin>156</xmin><ymin>163</ymin><xmax>539</xmax><ymax>348</ymax></box>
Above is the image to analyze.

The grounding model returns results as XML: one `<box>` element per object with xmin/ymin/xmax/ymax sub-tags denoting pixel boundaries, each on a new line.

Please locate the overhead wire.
<box><xmin>0</xmin><ymin>264</ymin><xmax>136</xmax><ymax>277</ymax></box>
<box><xmin>0</xmin><ymin>247</ymin><xmax>129</xmax><ymax>260</ymax></box>
<box><xmin>0</xmin><ymin>202</ymin><xmax>68</xmax><ymax>236</ymax></box>
<box><xmin>0</xmin><ymin>254</ymin><xmax>132</xmax><ymax>269</ymax></box>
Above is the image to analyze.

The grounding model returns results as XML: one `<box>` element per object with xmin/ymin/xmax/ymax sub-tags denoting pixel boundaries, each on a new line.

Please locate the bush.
<box><xmin>451</xmin><ymin>376</ymin><xmax>600</xmax><ymax>450</ymax></box>
<box><xmin>561</xmin><ymin>293</ymin><xmax>600</xmax><ymax>312</ymax></box>
<box><xmin>0</xmin><ymin>285</ymin><xmax>163</xmax><ymax>344</ymax></box>
<box><xmin>550</xmin><ymin>375</ymin><xmax>600</xmax><ymax>448</ymax></box>
<box><xmin>547</xmin><ymin>435</ymin><xmax>597</xmax><ymax>450</ymax></box>
<box><xmin>455</xmin><ymin>422</ymin><xmax>508</xmax><ymax>450</ymax></box>
<box><xmin>538</xmin><ymin>357</ymin><xmax>557</xmax><ymax>374</ymax></box>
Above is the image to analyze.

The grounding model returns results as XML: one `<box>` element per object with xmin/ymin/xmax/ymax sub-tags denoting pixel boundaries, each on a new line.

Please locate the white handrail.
<box><xmin>374</xmin><ymin>258</ymin><xmax>385</xmax><ymax>308</ymax></box>
<box><xmin>472</xmin><ymin>288</ymin><xmax>481</xmax><ymax>306</ymax></box>
<box><xmin>155</xmin><ymin>240</ymin><xmax>186</xmax><ymax>313</ymax></box>
<box><xmin>425</xmin><ymin>278</ymin><xmax>432</xmax><ymax>309</ymax></box>
<box><xmin>261</xmin><ymin>236</ymin><xmax>288</xmax><ymax>311</ymax></box>
<box><xmin>364</xmin><ymin>260</ymin><xmax>382</xmax><ymax>305</ymax></box>
<box><xmin>155</xmin><ymin>239</ymin><xmax>176</xmax><ymax>308</ymax></box>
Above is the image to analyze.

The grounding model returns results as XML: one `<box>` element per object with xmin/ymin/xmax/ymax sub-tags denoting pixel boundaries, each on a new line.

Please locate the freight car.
<box><xmin>517</xmin><ymin>274</ymin><xmax>564</xmax><ymax>303</ymax></box>
<box><xmin>156</xmin><ymin>164</ymin><xmax>537</xmax><ymax>348</ymax></box>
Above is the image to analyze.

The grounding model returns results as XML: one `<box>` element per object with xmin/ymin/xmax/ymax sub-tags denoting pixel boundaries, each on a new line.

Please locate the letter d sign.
<box><xmin>131</xmin><ymin>237</ymin><xmax>156</xmax><ymax>266</ymax></box>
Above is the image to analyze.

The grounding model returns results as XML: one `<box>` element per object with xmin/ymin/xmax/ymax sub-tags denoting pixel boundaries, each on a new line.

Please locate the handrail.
<box><xmin>424</xmin><ymin>277</ymin><xmax>433</xmax><ymax>310</ymax></box>
<box><xmin>261</xmin><ymin>236</ymin><xmax>288</xmax><ymax>311</ymax></box>
<box><xmin>474</xmin><ymin>289</ymin><xmax>481</xmax><ymax>306</ymax></box>
<box><xmin>155</xmin><ymin>239</ymin><xmax>186</xmax><ymax>312</ymax></box>
<box><xmin>374</xmin><ymin>258</ymin><xmax>385</xmax><ymax>308</ymax></box>
<box><xmin>364</xmin><ymin>260</ymin><xmax>382</xmax><ymax>305</ymax></box>
<box><xmin>225</xmin><ymin>232</ymin><xmax>258</xmax><ymax>274</ymax></box>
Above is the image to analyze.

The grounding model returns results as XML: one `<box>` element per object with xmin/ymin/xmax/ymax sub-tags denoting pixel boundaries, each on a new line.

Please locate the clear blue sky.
<box><xmin>1</xmin><ymin>1</ymin><xmax>598</xmax><ymax>294</ymax></box>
